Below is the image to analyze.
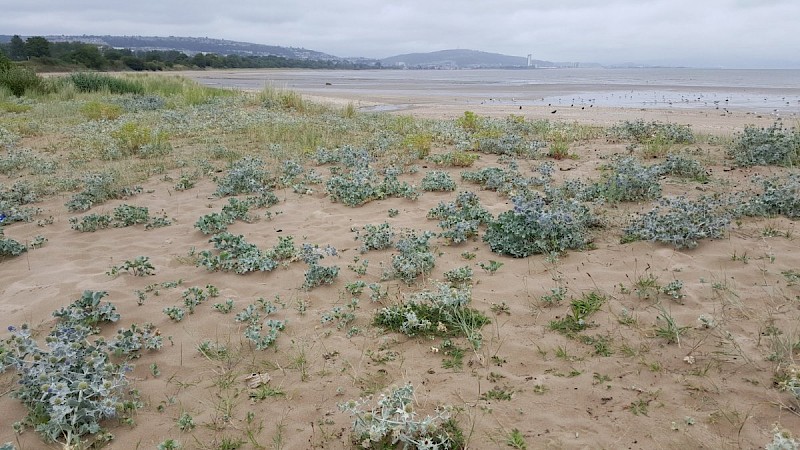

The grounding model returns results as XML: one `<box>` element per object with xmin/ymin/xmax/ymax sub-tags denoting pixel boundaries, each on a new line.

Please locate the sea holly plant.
<box><xmin>194</xmin><ymin>197</ymin><xmax>269</xmax><ymax>235</ymax></box>
<box><xmin>0</xmin><ymin>226</ymin><xmax>29</xmax><ymax>257</ymax></box>
<box><xmin>65</xmin><ymin>172</ymin><xmax>142</xmax><ymax>212</ymax></box>
<box><xmin>728</xmin><ymin>122</ymin><xmax>800</xmax><ymax>167</ymax></box>
<box><xmin>622</xmin><ymin>195</ymin><xmax>734</xmax><ymax>249</ymax></box>
<box><xmin>52</xmin><ymin>290</ymin><xmax>120</xmax><ymax>327</ymax></box>
<box><xmin>383</xmin><ymin>230</ymin><xmax>436</xmax><ymax>284</ymax></box>
<box><xmin>326</xmin><ymin>163</ymin><xmax>418</xmax><ymax>207</ymax></box>
<box><xmin>587</xmin><ymin>156</ymin><xmax>662</xmax><ymax>203</ymax></box>
<box><xmin>108</xmin><ymin>322</ymin><xmax>163</xmax><ymax>358</ymax></box>
<box><xmin>196</xmin><ymin>232</ymin><xmax>279</xmax><ymax>274</ymax></box>
<box><xmin>234</xmin><ymin>299</ymin><xmax>287</xmax><ymax>350</ymax></box>
<box><xmin>484</xmin><ymin>193</ymin><xmax>593</xmax><ymax>257</ymax></box>
<box><xmin>339</xmin><ymin>383</ymin><xmax>464</xmax><ymax>449</ymax></box>
<box><xmin>71</xmin><ymin>204</ymin><xmax>171</xmax><ymax>232</ymax></box>
<box><xmin>742</xmin><ymin>174</ymin><xmax>800</xmax><ymax>219</ymax></box>
<box><xmin>214</xmin><ymin>156</ymin><xmax>275</xmax><ymax>197</ymax></box>
<box><xmin>420</xmin><ymin>170</ymin><xmax>457</xmax><ymax>192</ymax></box>
<box><xmin>300</xmin><ymin>243</ymin><xmax>340</xmax><ymax>290</ymax></box>
<box><xmin>1</xmin><ymin>291</ymin><xmax>146</xmax><ymax>448</ymax></box>
<box><xmin>427</xmin><ymin>191</ymin><xmax>492</xmax><ymax>244</ymax></box>
<box><xmin>353</xmin><ymin>222</ymin><xmax>395</xmax><ymax>253</ymax></box>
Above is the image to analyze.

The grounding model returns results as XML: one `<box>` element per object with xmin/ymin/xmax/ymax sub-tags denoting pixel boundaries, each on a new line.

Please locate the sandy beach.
<box><xmin>1</xmin><ymin>69</ymin><xmax>799</xmax><ymax>449</ymax></box>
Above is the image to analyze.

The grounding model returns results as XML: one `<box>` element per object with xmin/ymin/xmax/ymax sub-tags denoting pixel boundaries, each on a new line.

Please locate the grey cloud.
<box><xmin>1</xmin><ymin>0</ymin><xmax>798</xmax><ymax>67</ymax></box>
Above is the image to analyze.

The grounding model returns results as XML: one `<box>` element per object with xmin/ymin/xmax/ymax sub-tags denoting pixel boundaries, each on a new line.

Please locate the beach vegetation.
<box><xmin>623</xmin><ymin>195</ymin><xmax>734</xmax><ymax>249</ymax></box>
<box><xmin>427</xmin><ymin>150</ymin><xmax>480</xmax><ymax>167</ymax></box>
<box><xmin>383</xmin><ymin>229</ymin><xmax>436</xmax><ymax>284</ymax></box>
<box><xmin>340</xmin><ymin>383</ymin><xmax>465</xmax><ymax>449</ymax></box>
<box><xmin>1</xmin><ymin>291</ymin><xmax>146</xmax><ymax>448</ymax></box>
<box><xmin>427</xmin><ymin>191</ymin><xmax>492</xmax><ymax>244</ymax></box>
<box><xmin>728</xmin><ymin>123</ymin><xmax>800</xmax><ymax>167</ymax></box>
<box><xmin>353</xmin><ymin>222</ymin><xmax>395</xmax><ymax>253</ymax></box>
<box><xmin>485</xmin><ymin>192</ymin><xmax>593</xmax><ymax>257</ymax></box>
<box><xmin>420</xmin><ymin>170</ymin><xmax>457</xmax><ymax>191</ymax></box>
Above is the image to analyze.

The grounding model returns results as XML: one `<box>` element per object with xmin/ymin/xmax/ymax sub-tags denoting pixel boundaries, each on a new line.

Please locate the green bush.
<box><xmin>68</xmin><ymin>72</ymin><xmax>144</xmax><ymax>94</ymax></box>
<box><xmin>0</xmin><ymin>66</ymin><xmax>43</xmax><ymax>96</ymax></box>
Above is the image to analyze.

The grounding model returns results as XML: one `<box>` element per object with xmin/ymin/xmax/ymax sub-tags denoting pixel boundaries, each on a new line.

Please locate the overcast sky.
<box><xmin>3</xmin><ymin>0</ymin><xmax>799</xmax><ymax>68</ymax></box>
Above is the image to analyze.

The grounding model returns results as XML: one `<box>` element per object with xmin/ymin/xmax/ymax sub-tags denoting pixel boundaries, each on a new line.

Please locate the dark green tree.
<box><xmin>0</xmin><ymin>51</ymin><xmax>12</xmax><ymax>71</ymax></box>
<box><xmin>121</xmin><ymin>56</ymin><xmax>145</xmax><ymax>71</ymax></box>
<box><xmin>9</xmin><ymin>35</ymin><xmax>25</xmax><ymax>60</ymax></box>
<box><xmin>24</xmin><ymin>36</ymin><xmax>51</xmax><ymax>58</ymax></box>
<box><xmin>68</xmin><ymin>44</ymin><xmax>106</xmax><ymax>70</ymax></box>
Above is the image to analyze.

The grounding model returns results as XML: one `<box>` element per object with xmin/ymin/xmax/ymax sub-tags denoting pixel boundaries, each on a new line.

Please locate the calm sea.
<box><xmin>188</xmin><ymin>68</ymin><xmax>800</xmax><ymax>114</ymax></box>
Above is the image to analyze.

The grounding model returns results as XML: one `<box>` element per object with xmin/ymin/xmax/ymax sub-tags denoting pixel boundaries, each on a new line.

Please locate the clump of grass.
<box><xmin>80</xmin><ymin>101</ymin><xmax>123</xmax><ymax>120</ymax></box>
<box><xmin>549</xmin><ymin>291</ymin><xmax>606</xmax><ymax>336</ymax></box>
<box><xmin>258</xmin><ymin>85</ymin><xmax>308</xmax><ymax>112</ymax></box>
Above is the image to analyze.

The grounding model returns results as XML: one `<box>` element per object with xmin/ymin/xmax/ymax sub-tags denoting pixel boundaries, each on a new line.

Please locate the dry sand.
<box><xmin>1</xmin><ymin>74</ymin><xmax>800</xmax><ymax>449</ymax></box>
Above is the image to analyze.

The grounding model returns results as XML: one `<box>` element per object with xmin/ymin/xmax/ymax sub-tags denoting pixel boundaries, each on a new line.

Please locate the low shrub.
<box><xmin>384</xmin><ymin>230</ymin><xmax>436</xmax><ymax>284</ymax></box>
<box><xmin>428</xmin><ymin>191</ymin><xmax>492</xmax><ymax>244</ymax></box>
<box><xmin>623</xmin><ymin>195</ymin><xmax>734</xmax><ymax>249</ymax></box>
<box><xmin>0</xmin><ymin>66</ymin><xmax>44</xmax><ymax>96</ymax></box>
<box><xmin>420</xmin><ymin>170</ymin><xmax>456</xmax><ymax>192</ymax></box>
<box><xmin>340</xmin><ymin>383</ymin><xmax>465</xmax><ymax>449</ymax></box>
<box><xmin>743</xmin><ymin>174</ymin><xmax>800</xmax><ymax>219</ymax></box>
<box><xmin>728</xmin><ymin>123</ymin><xmax>800</xmax><ymax>167</ymax></box>
<box><xmin>609</xmin><ymin>120</ymin><xmax>695</xmax><ymax>145</ymax></box>
<box><xmin>484</xmin><ymin>193</ymin><xmax>593</xmax><ymax>257</ymax></box>
<box><xmin>1</xmin><ymin>291</ymin><xmax>146</xmax><ymax>447</ymax></box>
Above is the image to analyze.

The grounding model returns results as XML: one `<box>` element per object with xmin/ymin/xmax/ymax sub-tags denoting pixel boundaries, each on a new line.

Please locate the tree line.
<box><xmin>0</xmin><ymin>35</ymin><xmax>378</xmax><ymax>71</ymax></box>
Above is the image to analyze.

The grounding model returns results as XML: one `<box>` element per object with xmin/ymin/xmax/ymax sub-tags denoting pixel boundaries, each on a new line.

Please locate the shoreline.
<box><xmin>176</xmin><ymin>68</ymin><xmax>797</xmax><ymax>134</ymax></box>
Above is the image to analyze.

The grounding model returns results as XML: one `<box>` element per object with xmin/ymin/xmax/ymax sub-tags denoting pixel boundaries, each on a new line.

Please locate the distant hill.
<box><xmin>0</xmin><ymin>34</ymin><xmax>597</xmax><ymax>68</ymax></box>
<box><xmin>0</xmin><ymin>34</ymin><xmax>343</xmax><ymax>61</ymax></box>
<box><xmin>380</xmin><ymin>49</ymin><xmax>556</xmax><ymax>68</ymax></box>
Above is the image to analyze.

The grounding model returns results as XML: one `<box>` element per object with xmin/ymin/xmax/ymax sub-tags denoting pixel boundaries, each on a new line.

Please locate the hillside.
<box><xmin>0</xmin><ymin>34</ymin><xmax>598</xmax><ymax>68</ymax></box>
<box><xmin>380</xmin><ymin>49</ymin><xmax>552</xmax><ymax>68</ymax></box>
<box><xmin>0</xmin><ymin>34</ymin><xmax>342</xmax><ymax>61</ymax></box>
